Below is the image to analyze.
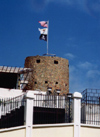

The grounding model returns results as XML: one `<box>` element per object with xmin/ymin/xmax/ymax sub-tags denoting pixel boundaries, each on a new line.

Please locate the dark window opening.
<box><xmin>36</xmin><ymin>59</ymin><xmax>40</xmax><ymax>63</ymax></box>
<box><xmin>54</xmin><ymin>60</ymin><xmax>58</xmax><ymax>64</ymax></box>
<box><xmin>0</xmin><ymin>72</ymin><xmax>17</xmax><ymax>89</ymax></box>
<box><xmin>56</xmin><ymin>82</ymin><xmax>58</xmax><ymax>84</ymax></box>
<box><xmin>65</xmin><ymin>84</ymin><xmax>67</xmax><ymax>86</ymax></box>
<box><xmin>45</xmin><ymin>81</ymin><xmax>48</xmax><ymax>84</ymax></box>
<box><xmin>35</xmin><ymin>81</ymin><xmax>37</xmax><ymax>84</ymax></box>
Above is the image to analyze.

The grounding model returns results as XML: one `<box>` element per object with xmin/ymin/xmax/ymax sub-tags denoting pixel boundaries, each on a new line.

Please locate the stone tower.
<box><xmin>24</xmin><ymin>55</ymin><xmax>69</xmax><ymax>95</ymax></box>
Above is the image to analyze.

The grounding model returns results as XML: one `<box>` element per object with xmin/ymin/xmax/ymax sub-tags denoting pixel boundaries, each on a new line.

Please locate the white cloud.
<box><xmin>29</xmin><ymin>0</ymin><xmax>100</xmax><ymax>16</ymax></box>
<box><xmin>69</xmin><ymin>65</ymin><xmax>87</xmax><ymax>93</ymax></box>
<box><xmin>47</xmin><ymin>0</ymin><xmax>73</xmax><ymax>5</ymax></box>
<box><xmin>28</xmin><ymin>0</ymin><xmax>47</xmax><ymax>12</ymax></box>
<box><xmin>27</xmin><ymin>0</ymin><xmax>99</xmax><ymax>18</ymax></box>
<box><xmin>87</xmin><ymin>70</ymin><xmax>100</xmax><ymax>78</ymax></box>
<box><xmin>69</xmin><ymin>61</ymin><xmax>100</xmax><ymax>93</ymax></box>
<box><xmin>64</xmin><ymin>53</ymin><xmax>75</xmax><ymax>60</ymax></box>
<box><xmin>47</xmin><ymin>0</ymin><xmax>100</xmax><ymax>16</ymax></box>
<box><xmin>69</xmin><ymin>65</ymin><xmax>76</xmax><ymax>72</ymax></box>
<box><xmin>77</xmin><ymin>61</ymin><xmax>97</xmax><ymax>70</ymax></box>
<box><xmin>87</xmin><ymin>0</ymin><xmax>100</xmax><ymax>12</ymax></box>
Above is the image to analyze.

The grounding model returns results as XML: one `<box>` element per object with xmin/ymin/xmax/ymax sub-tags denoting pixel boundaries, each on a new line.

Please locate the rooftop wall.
<box><xmin>1</xmin><ymin>124</ymin><xmax>100</xmax><ymax>137</ymax></box>
<box><xmin>0</xmin><ymin>88</ymin><xmax>23</xmax><ymax>98</ymax></box>
<box><xmin>81</xmin><ymin>125</ymin><xmax>100</xmax><ymax>137</ymax></box>
<box><xmin>0</xmin><ymin>126</ymin><xmax>26</xmax><ymax>137</ymax></box>
<box><xmin>32</xmin><ymin>124</ymin><xmax>73</xmax><ymax>137</ymax></box>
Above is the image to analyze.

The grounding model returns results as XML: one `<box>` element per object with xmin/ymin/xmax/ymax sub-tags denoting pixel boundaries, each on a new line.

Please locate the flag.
<box><xmin>38</xmin><ymin>28</ymin><xmax>48</xmax><ymax>41</ymax></box>
<box><xmin>38</xmin><ymin>21</ymin><xmax>48</xmax><ymax>28</ymax></box>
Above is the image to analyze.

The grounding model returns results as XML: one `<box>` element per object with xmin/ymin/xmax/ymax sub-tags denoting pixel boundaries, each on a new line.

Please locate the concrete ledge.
<box><xmin>81</xmin><ymin>124</ymin><xmax>100</xmax><ymax>128</ymax></box>
<box><xmin>73</xmin><ymin>92</ymin><xmax>82</xmax><ymax>99</ymax></box>
<box><xmin>0</xmin><ymin>123</ymin><xmax>74</xmax><ymax>132</ymax></box>
<box><xmin>33</xmin><ymin>123</ymin><xmax>74</xmax><ymax>128</ymax></box>
<box><xmin>0</xmin><ymin>125</ymin><xmax>26</xmax><ymax>133</ymax></box>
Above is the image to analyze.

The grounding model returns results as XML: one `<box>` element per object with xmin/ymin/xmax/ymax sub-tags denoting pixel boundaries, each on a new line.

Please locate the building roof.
<box><xmin>0</xmin><ymin>66</ymin><xmax>33</xmax><ymax>89</ymax></box>
<box><xmin>0</xmin><ymin>66</ymin><xmax>32</xmax><ymax>74</ymax></box>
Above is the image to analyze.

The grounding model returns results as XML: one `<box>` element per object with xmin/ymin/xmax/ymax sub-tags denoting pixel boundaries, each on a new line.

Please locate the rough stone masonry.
<box><xmin>24</xmin><ymin>55</ymin><xmax>69</xmax><ymax>95</ymax></box>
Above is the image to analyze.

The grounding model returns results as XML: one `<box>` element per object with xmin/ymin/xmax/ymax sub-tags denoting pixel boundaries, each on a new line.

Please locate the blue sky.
<box><xmin>0</xmin><ymin>0</ymin><xmax>100</xmax><ymax>93</ymax></box>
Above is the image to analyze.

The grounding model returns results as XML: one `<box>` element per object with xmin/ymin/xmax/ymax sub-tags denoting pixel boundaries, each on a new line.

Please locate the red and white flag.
<box><xmin>38</xmin><ymin>21</ymin><xmax>48</xmax><ymax>28</ymax></box>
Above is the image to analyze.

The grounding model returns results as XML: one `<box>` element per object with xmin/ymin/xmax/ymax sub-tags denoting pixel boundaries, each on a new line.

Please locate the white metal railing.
<box><xmin>0</xmin><ymin>94</ymin><xmax>25</xmax><ymax>118</ymax></box>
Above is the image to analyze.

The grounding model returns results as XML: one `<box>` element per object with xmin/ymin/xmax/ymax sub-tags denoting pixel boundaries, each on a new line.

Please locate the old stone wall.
<box><xmin>24</xmin><ymin>56</ymin><xmax>69</xmax><ymax>95</ymax></box>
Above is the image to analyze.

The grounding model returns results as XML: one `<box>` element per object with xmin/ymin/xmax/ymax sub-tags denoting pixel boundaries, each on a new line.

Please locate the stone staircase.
<box><xmin>0</xmin><ymin>106</ymin><xmax>24</xmax><ymax>129</ymax></box>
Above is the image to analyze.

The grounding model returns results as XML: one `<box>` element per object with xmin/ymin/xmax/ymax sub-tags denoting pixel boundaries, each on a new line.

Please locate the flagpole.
<box><xmin>47</xmin><ymin>20</ymin><xmax>49</xmax><ymax>55</ymax></box>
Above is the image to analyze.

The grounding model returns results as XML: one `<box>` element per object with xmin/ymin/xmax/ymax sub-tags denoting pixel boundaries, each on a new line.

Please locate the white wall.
<box><xmin>0</xmin><ymin>126</ymin><xmax>26</xmax><ymax>137</ymax></box>
<box><xmin>81</xmin><ymin>125</ymin><xmax>100</xmax><ymax>137</ymax></box>
<box><xmin>32</xmin><ymin>124</ymin><xmax>74</xmax><ymax>137</ymax></box>
<box><xmin>0</xmin><ymin>88</ymin><xmax>23</xmax><ymax>98</ymax></box>
<box><xmin>0</xmin><ymin>88</ymin><xmax>46</xmax><ymax>98</ymax></box>
<box><xmin>1</xmin><ymin>124</ymin><xmax>100</xmax><ymax>137</ymax></box>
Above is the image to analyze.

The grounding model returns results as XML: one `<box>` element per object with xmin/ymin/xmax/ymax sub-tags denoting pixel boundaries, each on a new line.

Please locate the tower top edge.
<box><xmin>25</xmin><ymin>55</ymin><xmax>69</xmax><ymax>61</ymax></box>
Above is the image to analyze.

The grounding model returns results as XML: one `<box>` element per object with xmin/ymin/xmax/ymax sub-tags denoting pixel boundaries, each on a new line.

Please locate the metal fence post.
<box><xmin>73</xmin><ymin>92</ymin><xmax>82</xmax><ymax>137</ymax></box>
<box><xmin>25</xmin><ymin>91</ymin><xmax>34</xmax><ymax>137</ymax></box>
<box><xmin>0</xmin><ymin>100</ymin><xmax>1</xmax><ymax>119</ymax></box>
